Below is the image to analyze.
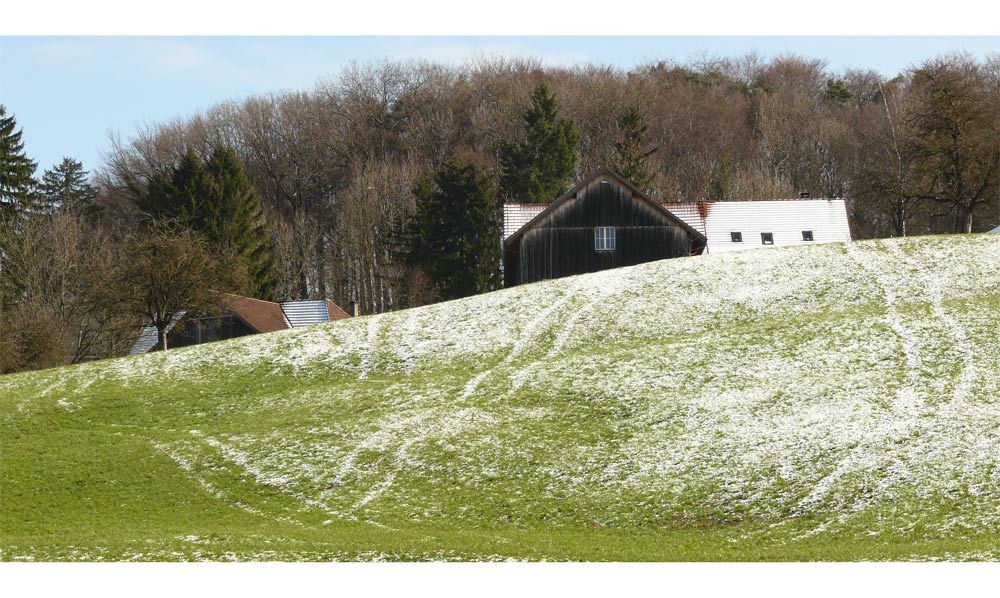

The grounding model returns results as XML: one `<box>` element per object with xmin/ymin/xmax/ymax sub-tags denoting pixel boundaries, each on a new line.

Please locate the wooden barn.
<box><xmin>502</xmin><ymin>168</ymin><xmax>707</xmax><ymax>287</ymax></box>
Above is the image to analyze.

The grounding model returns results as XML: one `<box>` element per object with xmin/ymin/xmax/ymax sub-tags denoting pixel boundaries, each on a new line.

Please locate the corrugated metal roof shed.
<box><xmin>280</xmin><ymin>299</ymin><xmax>332</xmax><ymax>328</ymax></box>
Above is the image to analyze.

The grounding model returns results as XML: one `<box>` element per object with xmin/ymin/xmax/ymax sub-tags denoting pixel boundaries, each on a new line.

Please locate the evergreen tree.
<box><xmin>140</xmin><ymin>147</ymin><xmax>210</xmax><ymax>224</ymax></box>
<box><xmin>611</xmin><ymin>106</ymin><xmax>658</xmax><ymax>191</ymax></box>
<box><xmin>203</xmin><ymin>147</ymin><xmax>281</xmax><ymax>300</ymax></box>
<box><xmin>406</xmin><ymin>160</ymin><xmax>501</xmax><ymax>300</ymax></box>
<box><xmin>823</xmin><ymin>79</ymin><xmax>854</xmax><ymax>106</ymax></box>
<box><xmin>499</xmin><ymin>83</ymin><xmax>580</xmax><ymax>204</ymax></box>
<box><xmin>709</xmin><ymin>156</ymin><xmax>731</xmax><ymax>200</ymax></box>
<box><xmin>137</xmin><ymin>147</ymin><xmax>280</xmax><ymax>300</ymax></box>
<box><xmin>37</xmin><ymin>157</ymin><xmax>97</xmax><ymax>214</ymax></box>
<box><xmin>0</xmin><ymin>105</ymin><xmax>38</xmax><ymax>224</ymax></box>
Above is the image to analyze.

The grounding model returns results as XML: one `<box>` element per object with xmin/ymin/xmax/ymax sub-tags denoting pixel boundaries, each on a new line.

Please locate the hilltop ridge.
<box><xmin>4</xmin><ymin>234</ymin><xmax>1000</xmax><ymax>561</ymax></box>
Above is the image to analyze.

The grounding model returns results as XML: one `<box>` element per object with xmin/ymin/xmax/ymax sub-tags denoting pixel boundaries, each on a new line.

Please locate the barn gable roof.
<box><xmin>503</xmin><ymin>167</ymin><xmax>708</xmax><ymax>251</ymax></box>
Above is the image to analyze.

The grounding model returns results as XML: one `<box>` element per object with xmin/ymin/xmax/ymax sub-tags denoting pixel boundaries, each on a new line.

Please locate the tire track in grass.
<box><xmin>395</xmin><ymin>308</ymin><xmax>423</xmax><ymax>374</ymax></box>
<box><xmin>340</xmin><ymin>282</ymin><xmax>581</xmax><ymax>511</ymax></box>
<box><xmin>328</xmin><ymin>410</ymin><xmax>435</xmax><ymax>494</ymax></box>
<box><xmin>149</xmin><ymin>437</ymin><xmax>331</xmax><ymax>528</ymax></box>
<box><xmin>326</xmin><ymin>406</ymin><xmax>503</xmax><ymax>510</ymax></box>
<box><xmin>796</xmin><ymin>242</ymin><xmax>928</xmax><ymax>528</ymax></box>
<box><xmin>546</xmin><ymin>270</ymin><xmax>631</xmax><ymax>358</ymax></box>
<box><xmin>357</xmin><ymin>313</ymin><xmax>384</xmax><ymax>380</ymax></box>
<box><xmin>847</xmin><ymin>242</ymin><xmax>923</xmax><ymax>373</ymax></box>
<box><xmin>869</xmin><ymin>243</ymin><xmax>976</xmax><ymax>526</ymax></box>
<box><xmin>97</xmin><ymin>421</ymin><xmax>325</xmax><ymax>527</ymax></box>
<box><xmin>457</xmin><ymin>285</ymin><xmax>577</xmax><ymax>401</ymax></box>
<box><xmin>149</xmin><ymin>440</ymin><xmax>267</xmax><ymax>519</ymax></box>
<box><xmin>56</xmin><ymin>418</ymin><xmax>290</xmax><ymax>526</ymax></box>
<box><xmin>510</xmin><ymin>272</ymin><xmax>628</xmax><ymax>393</ymax></box>
<box><xmin>349</xmin><ymin>408</ymin><xmax>498</xmax><ymax>509</ymax></box>
<box><xmin>888</xmin><ymin>241</ymin><xmax>975</xmax><ymax>408</ymax></box>
<box><xmin>192</xmin><ymin>432</ymin><xmax>360</xmax><ymax>524</ymax></box>
<box><xmin>799</xmin><ymin>240</ymin><xmax>975</xmax><ymax>538</ymax></box>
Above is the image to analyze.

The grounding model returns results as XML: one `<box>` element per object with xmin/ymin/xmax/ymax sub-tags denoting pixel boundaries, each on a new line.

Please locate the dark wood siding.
<box><xmin>504</xmin><ymin>177</ymin><xmax>694</xmax><ymax>286</ymax></box>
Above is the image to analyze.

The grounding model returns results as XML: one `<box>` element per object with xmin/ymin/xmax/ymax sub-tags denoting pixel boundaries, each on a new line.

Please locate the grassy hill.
<box><xmin>4</xmin><ymin>234</ymin><xmax>1000</xmax><ymax>561</ymax></box>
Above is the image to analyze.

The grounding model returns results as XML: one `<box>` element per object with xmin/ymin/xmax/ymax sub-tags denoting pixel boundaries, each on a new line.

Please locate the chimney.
<box><xmin>349</xmin><ymin>300</ymin><xmax>360</xmax><ymax>317</ymax></box>
<box><xmin>799</xmin><ymin>191</ymin><xmax>810</xmax><ymax>198</ymax></box>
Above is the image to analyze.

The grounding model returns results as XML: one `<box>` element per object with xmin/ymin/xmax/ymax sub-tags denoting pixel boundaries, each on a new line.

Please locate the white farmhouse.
<box><xmin>662</xmin><ymin>199</ymin><xmax>852</xmax><ymax>253</ymax></box>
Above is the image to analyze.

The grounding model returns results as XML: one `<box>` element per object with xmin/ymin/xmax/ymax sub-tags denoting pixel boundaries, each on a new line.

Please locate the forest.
<box><xmin>1</xmin><ymin>51</ymin><xmax>998</xmax><ymax>373</ymax></box>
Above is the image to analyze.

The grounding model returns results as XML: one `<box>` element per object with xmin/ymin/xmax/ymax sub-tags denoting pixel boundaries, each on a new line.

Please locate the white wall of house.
<box><xmin>667</xmin><ymin>199</ymin><xmax>852</xmax><ymax>253</ymax></box>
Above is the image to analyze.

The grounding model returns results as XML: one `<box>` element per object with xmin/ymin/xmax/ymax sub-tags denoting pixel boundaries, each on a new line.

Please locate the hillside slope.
<box><xmin>4</xmin><ymin>235</ymin><xmax>1000</xmax><ymax>561</ymax></box>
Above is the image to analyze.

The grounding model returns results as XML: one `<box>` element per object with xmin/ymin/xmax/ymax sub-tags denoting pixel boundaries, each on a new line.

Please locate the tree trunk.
<box><xmin>157</xmin><ymin>324</ymin><xmax>168</xmax><ymax>351</ymax></box>
<box><xmin>297</xmin><ymin>244</ymin><xmax>309</xmax><ymax>298</ymax></box>
<box><xmin>316</xmin><ymin>235</ymin><xmax>327</xmax><ymax>298</ymax></box>
<box><xmin>893</xmin><ymin>198</ymin><xmax>906</xmax><ymax>237</ymax></box>
<box><xmin>954</xmin><ymin>205</ymin><xmax>974</xmax><ymax>234</ymax></box>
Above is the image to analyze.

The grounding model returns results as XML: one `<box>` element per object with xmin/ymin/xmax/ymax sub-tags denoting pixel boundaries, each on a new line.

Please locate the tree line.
<box><xmin>1</xmin><ymin>51</ymin><xmax>998</xmax><ymax>373</ymax></box>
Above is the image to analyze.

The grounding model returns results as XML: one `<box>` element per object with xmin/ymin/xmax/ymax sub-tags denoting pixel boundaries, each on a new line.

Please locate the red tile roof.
<box><xmin>222</xmin><ymin>294</ymin><xmax>289</xmax><ymax>333</ymax></box>
<box><xmin>326</xmin><ymin>299</ymin><xmax>351</xmax><ymax>321</ymax></box>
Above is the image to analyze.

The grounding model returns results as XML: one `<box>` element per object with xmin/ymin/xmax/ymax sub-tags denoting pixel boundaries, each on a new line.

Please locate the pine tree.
<box><xmin>0</xmin><ymin>105</ymin><xmax>38</xmax><ymax>224</ymax></box>
<box><xmin>37</xmin><ymin>157</ymin><xmax>97</xmax><ymax>214</ymax></box>
<box><xmin>203</xmin><ymin>147</ymin><xmax>281</xmax><ymax>301</ymax></box>
<box><xmin>136</xmin><ymin>147</ymin><xmax>280</xmax><ymax>300</ymax></box>
<box><xmin>611</xmin><ymin>107</ymin><xmax>658</xmax><ymax>191</ymax></box>
<box><xmin>500</xmin><ymin>83</ymin><xmax>580</xmax><ymax>204</ymax></box>
<box><xmin>709</xmin><ymin>156</ymin><xmax>731</xmax><ymax>201</ymax></box>
<box><xmin>823</xmin><ymin>79</ymin><xmax>854</xmax><ymax>106</ymax></box>
<box><xmin>406</xmin><ymin>160</ymin><xmax>501</xmax><ymax>300</ymax></box>
<box><xmin>140</xmin><ymin>147</ymin><xmax>210</xmax><ymax>224</ymax></box>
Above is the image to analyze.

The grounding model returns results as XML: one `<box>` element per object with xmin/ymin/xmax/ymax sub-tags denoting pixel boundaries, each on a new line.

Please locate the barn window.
<box><xmin>802</xmin><ymin>230</ymin><xmax>814</xmax><ymax>241</ymax></box>
<box><xmin>730</xmin><ymin>231</ymin><xmax>743</xmax><ymax>243</ymax></box>
<box><xmin>595</xmin><ymin>227</ymin><xmax>616</xmax><ymax>251</ymax></box>
<box><xmin>761</xmin><ymin>232</ymin><xmax>774</xmax><ymax>245</ymax></box>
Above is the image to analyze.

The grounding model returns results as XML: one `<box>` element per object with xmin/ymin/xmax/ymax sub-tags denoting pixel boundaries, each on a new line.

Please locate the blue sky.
<box><xmin>1</xmin><ymin>35</ymin><xmax>998</xmax><ymax>177</ymax></box>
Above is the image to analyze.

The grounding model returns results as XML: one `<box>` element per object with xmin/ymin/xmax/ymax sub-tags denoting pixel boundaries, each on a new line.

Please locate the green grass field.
<box><xmin>4</xmin><ymin>234</ymin><xmax>1000</xmax><ymax>561</ymax></box>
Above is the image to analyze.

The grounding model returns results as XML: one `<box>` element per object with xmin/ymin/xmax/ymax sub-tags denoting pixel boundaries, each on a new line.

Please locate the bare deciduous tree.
<box><xmin>109</xmin><ymin>223</ymin><xmax>247</xmax><ymax>351</ymax></box>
